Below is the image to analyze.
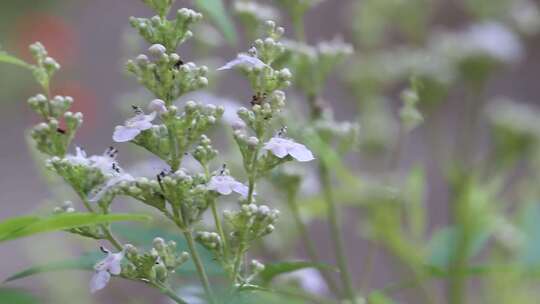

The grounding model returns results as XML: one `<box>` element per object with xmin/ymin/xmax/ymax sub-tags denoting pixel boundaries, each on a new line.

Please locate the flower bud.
<box><xmin>149</xmin><ymin>44</ymin><xmax>167</xmax><ymax>58</ymax></box>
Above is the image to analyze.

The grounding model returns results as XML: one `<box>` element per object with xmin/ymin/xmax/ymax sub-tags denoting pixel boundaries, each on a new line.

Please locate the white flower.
<box><xmin>207</xmin><ymin>175</ymin><xmax>249</xmax><ymax>197</ymax></box>
<box><xmin>90</xmin><ymin>247</ymin><xmax>124</xmax><ymax>293</ymax></box>
<box><xmin>65</xmin><ymin>146</ymin><xmax>91</xmax><ymax>166</ymax></box>
<box><xmin>89</xmin><ymin>147</ymin><xmax>118</xmax><ymax>176</ymax></box>
<box><xmin>465</xmin><ymin>22</ymin><xmax>524</xmax><ymax>63</ymax></box>
<box><xmin>113</xmin><ymin>111</ymin><xmax>156</xmax><ymax>142</ymax></box>
<box><xmin>89</xmin><ymin>172</ymin><xmax>134</xmax><ymax>202</ymax></box>
<box><xmin>217</xmin><ymin>53</ymin><xmax>267</xmax><ymax>71</ymax></box>
<box><xmin>263</xmin><ymin>137</ymin><xmax>315</xmax><ymax>162</ymax></box>
<box><xmin>282</xmin><ymin>268</ymin><xmax>328</xmax><ymax>296</ymax></box>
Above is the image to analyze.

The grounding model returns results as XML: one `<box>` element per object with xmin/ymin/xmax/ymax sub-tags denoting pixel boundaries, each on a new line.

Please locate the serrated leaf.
<box><xmin>5</xmin><ymin>252</ymin><xmax>101</xmax><ymax>282</ymax></box>
<box><xmin>0</xmin><ymin>213</ymin><xmax>151</xmax><ymax>242</ymax></box>
<box><xmin>259</xmin><ymin>261</ymin><xmax>337</xmax><ymax>284</ymax></box>
<box><xmin>0</xmin><ymin>51</ymin><xmax>31</xmax><ymax>69</ymax></box>
<box><xmin>194</xmin><ymin>0</ymin><xmax>237</xmax><ymax>45</ymax></box>
<box><xmin>0</xmin><ymin>288</ymin><xmax>39</xmax><ymax>304</ymax></box>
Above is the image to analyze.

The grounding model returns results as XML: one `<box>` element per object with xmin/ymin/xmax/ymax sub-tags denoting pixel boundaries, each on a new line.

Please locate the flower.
<box><xmin>281</xmin><ymin>268</ymin><xmax>328</xmax><ymax>296</ymax></box>
<box><xmin>217</xmin><ymin>53</ymin><xmax>266</xmax><ymax>71</ymax></box>
<box><xmin>113</xmin><ymin>110</ymin><xmax>156</xmax><ymax>142</ymax></box>
<box><xmin>89</xmin><ymin>147</ymin><xmax>118</xmax><ymax>176</ymax></box>
<box><xmin>262</xmin><ymin>137</ymin><xmax>314</xmax><ymax>162</ymax></box>
<box><xmin>65</xmin><ymin>146</ymin><xmax>91</xmax><ymax>166</ymax></box>
<box><xmin>465</xmin><ymin>22</ymin><xmax>523</xmax><ymax>63</ymax></box>
<box><xmin>90</xmin><ymin>247</ymin><xmax>124</xmax><ymax>293</ymax></box>
<box><xmin>89</xmin><ymin>172</ymin><xmax>134</xmax><ymax>202</ymax></box>
<box><xmin>207</xmin><ymin>175</ymin><xmax>249</xmax><ymax>197</ymax></box>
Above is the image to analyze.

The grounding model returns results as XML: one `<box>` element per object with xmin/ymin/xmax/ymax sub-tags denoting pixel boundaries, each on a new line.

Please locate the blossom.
<box><xmin>465</xmin><ymin>22</ymin><xmax>524</xmax><ymax>63</ymax></box>
<box><xmin>90</xmin><ymin>247</ymin><xmax>124</xmax><ymax>293</ymax></box>
<box><xmin>89</xmin><ymin>172</ymin><xmax>134</xmax><ymax>202</ymax></box>
<box><xmin>65</xmin><ymin>146</ymin><xmax>91</xmax><ymax>166</ymax></box>
<box><xmin>217</xmin><ymin>53</ymin><xmax>266</xmax><ymax>71</ymax></box>
<box><xmin>262</xmin><ymin>137</ymin><xmax>315</xmax><ymax>162</ymax></box>
<box><xmin>282</xmin><ymin>268</ymin><xmax>328</xmax><ymax>296</ymax></box>
<box><xmin>89</xmin><ymin>147</ymin><xmax>118</xmax><ymax>175</ymax></box>
<box><xmin>113</xmin><ymin>111</ymin><xmax>156</xmax><ymax>142</ymax></box>
<box><xmin>207</xmin><ymin>175</ymin><xmax>249</xmax><ymax>197</ymax></box>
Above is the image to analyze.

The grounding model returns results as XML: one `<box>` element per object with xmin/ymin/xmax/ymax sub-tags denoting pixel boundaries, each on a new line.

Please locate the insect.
<box><xmin>251</xmin><ymin>92</ymin><xmax>267</xmax><ymax>106</ymax></box>
<box><xmin>173</xmin><ymin>58</ymin><xmax>184</xmax><ymax>69</ymax></box>
<box><xmin>131</xmin><ymin>105</ymin><xmax>143</xmax><ymax>115</ymax></box>
<box><xmin>56</xmin><ymin>127</ymin><xmax>66</xmax><ymax>134</ymax></box>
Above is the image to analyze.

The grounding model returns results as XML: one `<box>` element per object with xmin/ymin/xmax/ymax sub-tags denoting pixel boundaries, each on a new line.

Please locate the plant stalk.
<box><xmin>183</xmin><ymin>229</ymin><xmax>216</xmax><ymax>304</ymax></box>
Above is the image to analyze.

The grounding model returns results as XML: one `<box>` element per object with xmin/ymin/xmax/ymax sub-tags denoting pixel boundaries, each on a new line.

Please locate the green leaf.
<box><xmin>0</xmin><ymin>51</ymin><xmax>32</xmax><ymax>69</ymax></box>
<box><xmin>0</xmin><ymin>288</ymin><xmax>39</xmax><ymax>304</ymax></box>
<box><xmin>5</xmin><ymin>252</ymin><xmax>101</xmax><ymax>282</ymax></box>
<box><xmin>518</xmin><ymin>203</ymin><xmax>540</xmax><ymax>266</ymax></box>
<box><xmin>259</xmin><ymin>261</ymin><xmax>337</xmax><ymax>284</ymax></box>
<box><xmin>0</xmin><ymin>216</ymin><xmax>40</xmax><ymax>241</ymax></box>
<box><xmin>0</xmin><ymin>213</ymin><xmax>151</xmax><ymax>242</ymax></box>
<box><xmin>368</xmin><ymin>291</ymin><xmax>396</xmax><ymax>304</ymax></box>
<box><xmin>426</xmin><ymin>226</ymin><xmax>489</xmax><ymax>270</ymax></box>
<box><xmin>194</xmin><ymin>0</ymin><xmax>237</xmax><ymax>44</ymax></box>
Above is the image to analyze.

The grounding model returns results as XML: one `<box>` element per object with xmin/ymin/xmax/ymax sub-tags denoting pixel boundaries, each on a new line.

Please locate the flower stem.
<box><xmin>319</xmin><ymin>163</ymin><xmax>357</xmax><ymax>304</ymax></box>
<box><xmin>183</xmin><ymin>229</ymin><xmax>216</xmax><ymax>304</ymax></box>
<box><xmin>151</xmin><ymin>281</ymin><xmax>188</xmax><ymax>304</ymax></box>
<box><xmin>210</xmin><ymin>200</ymin><xmax>229</xmax><ymax>259</ymax></box>
<box><xmin>286</xmin><ymin>187</ymin><xmax>341</xmax><ymax>296</ymax></box>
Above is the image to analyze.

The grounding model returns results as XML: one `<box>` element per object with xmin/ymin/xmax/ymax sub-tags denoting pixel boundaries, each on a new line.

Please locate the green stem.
<box><xmin>286</xmin><ymin>188</ymin><xmax>341</xmax><ymax>296</ymax></box>
<box><xmin>151</xmin><ymin>281</ymin><xmax>188</xmax><ymax>304</ymax></box>
<box><xmin>166</xmin><ymin>119</ymin><xmax>180</xmax><ymax>171</ymax></box>
<box><xmin>210</xmin><ymin>200</ymin><xmax>229</xmax><ymax>259</ymax></box>
<box><xmin>183</xmin><ymin>229</ymin><xmax>216</xmax><ymax>304</ymax></box>
<box><xmin>319</xmin><ymin>163</ymin><xmax>357</xmax><ymax>304</ymax></box>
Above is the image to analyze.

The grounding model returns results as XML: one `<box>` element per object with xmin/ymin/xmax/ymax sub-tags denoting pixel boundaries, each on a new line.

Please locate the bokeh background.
<box><xmin>2</xmin><ymin>0</ymin><xmax>540</xmax><ymax>303</ymax></box>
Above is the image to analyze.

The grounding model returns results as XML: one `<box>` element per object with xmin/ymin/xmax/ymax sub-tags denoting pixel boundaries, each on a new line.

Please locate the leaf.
<box><xmin>0</xmin><ymin>288</ymin><xmax>39</xmax><ymax>304</ymax></box>
<box><xmin>0</xmin><ymin>213</ymin><xmax>151</xmax><ymax>242</ymax></box>
<box><xmin>368</xmin><ymin>291</ymin><xmax>396</xmax><ymax>304</ymax></box>
<box><xmin>517</xmin><ymin>203</ymin><xmax>540</xmax><ymax>266</ymax></box>
<box><xmin>259</xmin><ymin>261</ymin><xmax>337</xmax><ymax>284</ymax></box>
<box><xmin>0</xmin><ymin>51</ymin><xmax>31</xmax><ymax>69</ymax></box>
<box><xmin>0</xmin><ymin>216</ymin><xmax>40</xmax><ymax>240</ymax></box>
<box><xmin>426</xmin><ymin>226</ymin><xmax>489</xmax><ymax>270</ymax></box>
<box><xmin>5</xmin><ymin>252</ymin><xmax>101</xmax><ymax>282</ymax></box>
<box><xmin>194</xmin><ymin>0</ymin><xmax>237</xmax><ymax>45</ymax></box>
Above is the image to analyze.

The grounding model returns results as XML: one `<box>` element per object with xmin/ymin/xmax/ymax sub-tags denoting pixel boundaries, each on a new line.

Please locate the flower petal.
<box><xmin>289</xmin><ymin>143</ymin><xmax>315</xmax><ymax>162</ymax></box>
<box><xmin>127</xmin><ymin>112</ymin><xmax>156</xmax><ymax>130</ymax></box>
<box><xmin>113</xmin><ymin>126</ymin><xmax>141</xmax><ymax>142</ymax></box>
<box><xmin>232</xmin><ymin>182</ymin><xmax>249</xmax><ymax>198</ymax></box>
<box><xmin>217</xmin><ymin>54</ymin><xmax>266</xmax><ymax>71</ymax></box>
<box><xmin>90</xmin><ymin>271</ymin><xmax>111</xmax><ymax>293</ymax></box>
